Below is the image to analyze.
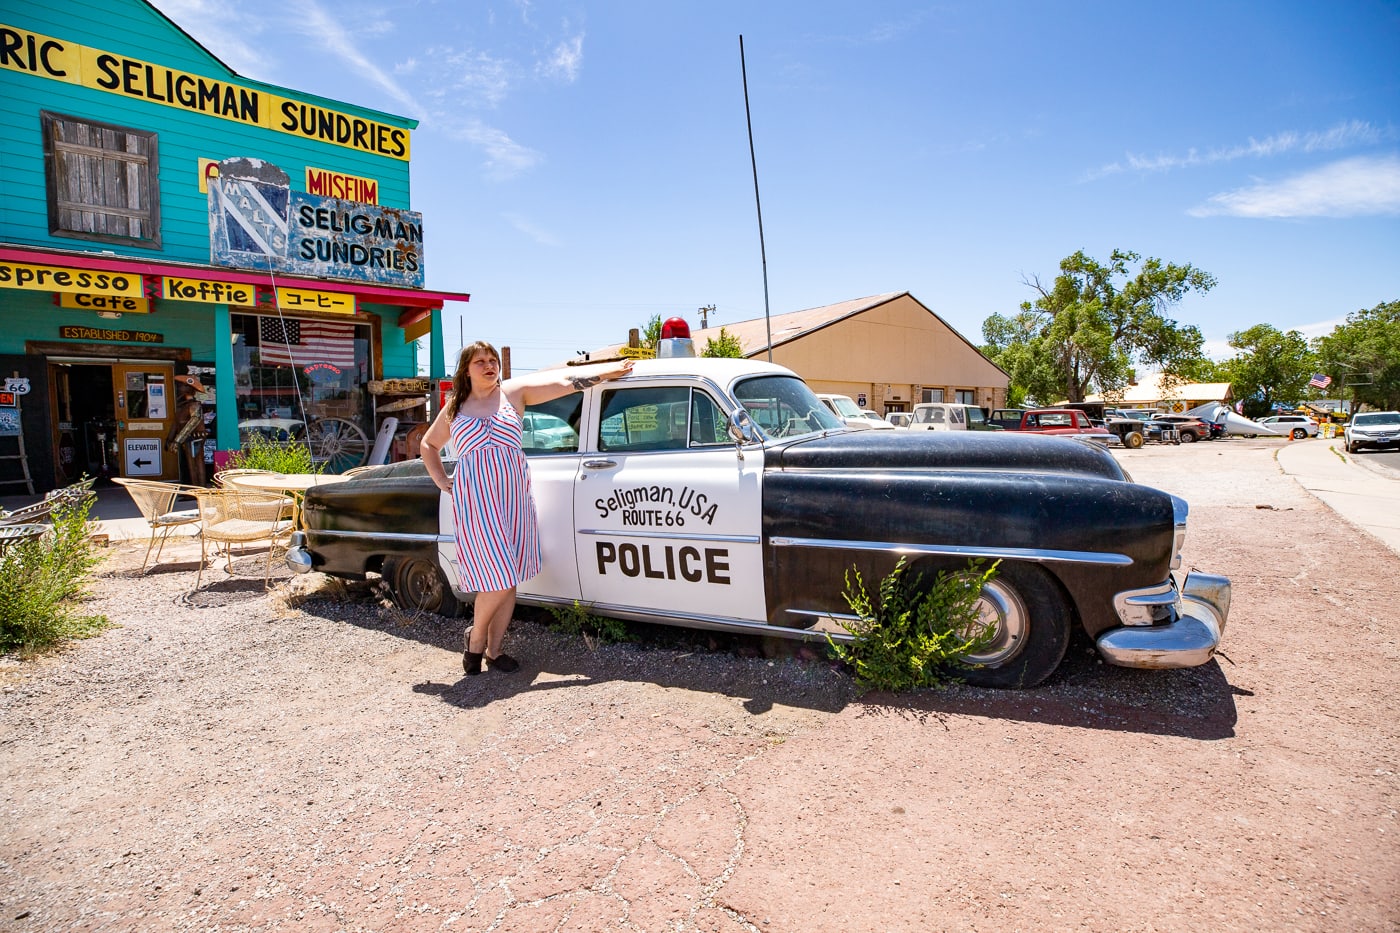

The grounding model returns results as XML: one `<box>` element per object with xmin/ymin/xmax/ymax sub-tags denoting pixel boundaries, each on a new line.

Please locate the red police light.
<box><xmin>660</xmin><ymin>317</ymin><xmax>690</xmax><ymax>340</ymax></box>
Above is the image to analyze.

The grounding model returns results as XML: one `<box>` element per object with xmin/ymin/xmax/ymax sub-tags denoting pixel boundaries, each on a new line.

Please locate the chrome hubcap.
<box><xmin>960</xmin><ymin>579</ymin><xmax>1029</xmax><ymax>667</ymax></box>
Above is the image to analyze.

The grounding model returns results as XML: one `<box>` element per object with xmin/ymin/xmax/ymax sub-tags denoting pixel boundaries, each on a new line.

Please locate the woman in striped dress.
<box><xmin>421</xmin><ymin>342</ymin><xmax>632</xmax><ymax>675</ymax></box>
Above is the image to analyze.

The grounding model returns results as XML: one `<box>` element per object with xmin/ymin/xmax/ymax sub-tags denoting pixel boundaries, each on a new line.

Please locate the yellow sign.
<box><xmin>162</xmin><ymin>276</ymin><xmax>256</xmax><ymax>305</ymax></box>
<box><xmin>0</xmin><ymin>260</ymin><xmax>142</xmax><ymax>297</ymax></box>
<box><xmin>275</xmin><ymin>287</ymin><xmax>355</xmax><ymax>314</ymax></box>
<box><xmin>59</xmin><ymin>293</ymin><xmax>151</xmax><ymax>313</ymax></box>
<box><xmin>1</xmin><ymin>24</ymin><xmax>410</xmax><ymax>160</ymax></box>
<box><xmin>402</xmin><ymin>315</ymin><xmax>433</xmax><ymax>342</ymax></box>
<box><xmin>306</xmin><ymin>167</ymin><xmax>379</xmax><ymax>204</ymax></box>
<box><xmin>619</xmin><ymin>346</ymin><xmax>657</xmax><ymax>359</ymax></box>
<box><xmin>625</xmin><ymin>405</ymin><xmax>659</xmax><ymax>431</ymax></box>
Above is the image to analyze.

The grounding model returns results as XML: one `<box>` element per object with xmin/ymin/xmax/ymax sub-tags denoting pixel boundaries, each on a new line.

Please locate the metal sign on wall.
<box><xmin>208</xmin><ymin>158</ymin><xmax>424</xmax><ymax>287</ymax></box>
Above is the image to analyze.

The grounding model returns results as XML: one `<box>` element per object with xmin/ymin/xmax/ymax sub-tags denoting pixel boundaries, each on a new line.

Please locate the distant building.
<box><xmin>1084</xmin><ymin>374</ymin><xmax>1234</xmax><ymax>412</ymax></box>
<box><xmin>1</xmin><ymin>0</ymin><xmax>467</xmax><ymax>490</ymax></box>
<box><xmin>586</xmin><ymin>292</ymin><xmax>1010</xmax><ymax>415</ymax></box>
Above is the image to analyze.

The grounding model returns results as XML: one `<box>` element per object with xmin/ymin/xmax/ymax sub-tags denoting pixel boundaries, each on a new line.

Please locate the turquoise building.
<box><xmin>0</xmin><ymin>0</ymin><xmax>467</xmax><ymax>491</ymax></box>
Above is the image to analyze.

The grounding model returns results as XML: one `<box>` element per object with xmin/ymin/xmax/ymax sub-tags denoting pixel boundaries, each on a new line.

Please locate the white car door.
<box><xmin>574</xmin><ymin>384</ymin><xmax>766</xmax><ymax>624</ymax></box>
<box><xmin>441</xmin><ymin>394</ymin><xmax>587</xmax><ymax>602</ymax></box>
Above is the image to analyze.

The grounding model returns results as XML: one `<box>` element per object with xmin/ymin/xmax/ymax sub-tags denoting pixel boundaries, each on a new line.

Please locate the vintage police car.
<box><xmin>287</xmin><ymin>353</ymin><xmax>1231</xmax><ymax>689</ymax></box>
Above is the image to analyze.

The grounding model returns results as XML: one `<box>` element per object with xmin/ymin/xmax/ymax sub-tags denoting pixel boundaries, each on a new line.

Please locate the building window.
<box><xmin>920</xmin><ymin>387</ymin><xmax>944</xmax><ymax>404</ymax></box>
<box><xmin>230</xmin><ymin>313</ymin><xmax>371</xmax><ymax>443</ymax></box>
<box><xmin>955</xmin><ymin>389</ymin><xmax>976</xmax><ymax>405</ymax></box>
<box><xmin>42</xmin><ymin>111</ymin><xmax>161</xmax><ymax>248</ymax></box>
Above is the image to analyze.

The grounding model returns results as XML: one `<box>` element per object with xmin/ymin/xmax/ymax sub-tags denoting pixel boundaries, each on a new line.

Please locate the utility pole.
<box><xmin>698</xmin><ymin>305</ymin><xmax>716</xmax><ymax>329</ymax></box>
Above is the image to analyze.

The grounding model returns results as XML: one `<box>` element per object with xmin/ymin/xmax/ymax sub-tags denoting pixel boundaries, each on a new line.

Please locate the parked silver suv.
<box><xmin>1344</xmin><ymin>411</ymin><xmax>1400</xmax><ymax>453</ymax></box>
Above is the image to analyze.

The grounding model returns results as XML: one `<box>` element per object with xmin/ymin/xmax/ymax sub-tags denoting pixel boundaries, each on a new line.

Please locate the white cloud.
<box><xmin>1188</xmin><ymin>154</ymin><xmax>1400</xmax><ymax>218</ymax></box>
<box><xmin>297</xmin><ymin>1</ymin><xmax>424</xmax><ymax>118</ymax></box>
<box><xmin>1106</xmin><ymin>121</ymin><xmax>1387</xmax><ymax>176</ymax></box>
<box><xmin>502</xmin><ymin>212</ymin><xmax>560</xmax><ymax>246</ymax></box>
<box><xmin>446</xmin><ymin>118</ymin><xmax>543</xmax><ymax>180</ymax></box>
<box><xmin>146</xmin><ymin>0</ymin><xmax>274</xmax><ymax>78</ymax></box>
<box><xmin>540</xmin><ymin>34</ymin><xmax>584</xmax><ymax>82</ymax></box>
<box><xmin>423</xmin><ymin>47</ymin><xmax>513</xmax><ymax>107</ymax></box>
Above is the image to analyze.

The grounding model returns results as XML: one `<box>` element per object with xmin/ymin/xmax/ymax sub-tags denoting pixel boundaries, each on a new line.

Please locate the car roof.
<box><xmin>561</xmin><ymin>356</ymin><xmax>798</xmax><ymax>383</ymax></box>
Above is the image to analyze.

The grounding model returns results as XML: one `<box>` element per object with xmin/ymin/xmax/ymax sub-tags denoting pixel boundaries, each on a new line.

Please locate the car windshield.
<box><xmin>965</xmin><ymin>407</ymin><xmax>988</xmax><ymax>426</ymax></box>
<box><xmin>825</xmin><ymin>396</ymin><xmax>864</xmax><ymax>418</ymax></box>
<box><xmin>735</xmin><ymin>376</ymin><xmax>845</xmax><ymax>437</ymax></box>
<box><xmin>1356</xmin><ymin>412</ymin><xmax>1400</xmax><ymax>426</ymax></box>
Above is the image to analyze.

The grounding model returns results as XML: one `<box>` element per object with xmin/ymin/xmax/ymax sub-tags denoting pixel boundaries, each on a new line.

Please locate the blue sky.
<box><xmin>152</xmin><ymin>0</ymin><xmax>1400</xmax><ymax>373</ymax></box>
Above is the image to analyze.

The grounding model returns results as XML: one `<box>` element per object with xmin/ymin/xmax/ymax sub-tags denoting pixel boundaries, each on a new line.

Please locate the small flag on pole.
<box><xmin>1308</xmin><ymin>373</ymin><xmax>1332</xmax><ymax>390</ymax></box>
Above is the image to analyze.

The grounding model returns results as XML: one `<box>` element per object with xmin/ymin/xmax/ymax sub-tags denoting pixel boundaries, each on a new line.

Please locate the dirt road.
<box><xmin>2</xmin><ymin>439</ymin><xmax>1397</xmax><ymax>931</ymax></box>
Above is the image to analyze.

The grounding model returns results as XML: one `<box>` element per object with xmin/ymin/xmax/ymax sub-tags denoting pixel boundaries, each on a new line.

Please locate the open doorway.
<box><xmin>50</xmin><ymin>361</ymin><xmax>179</xmax><ymax>485</ymax></box>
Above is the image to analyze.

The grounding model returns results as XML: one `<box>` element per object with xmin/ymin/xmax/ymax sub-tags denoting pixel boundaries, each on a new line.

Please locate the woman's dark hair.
<box><xmin>446</xmin><ymin>341</ymin><xmax>500</xmax><ymax>419</ymax></box>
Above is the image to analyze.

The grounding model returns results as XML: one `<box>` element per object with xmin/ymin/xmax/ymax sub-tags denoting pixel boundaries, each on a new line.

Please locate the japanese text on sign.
<box><xmin>275</xmin><ymin>287</ymin><xmax>355</xmax><ymax>314</ymax></box>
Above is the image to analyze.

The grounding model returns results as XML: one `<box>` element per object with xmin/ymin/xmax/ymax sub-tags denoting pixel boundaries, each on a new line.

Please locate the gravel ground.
<box><xmin>2</xmin><ymin>438</ymin><xmax>1397</xmax><ymax>932</ymax></box>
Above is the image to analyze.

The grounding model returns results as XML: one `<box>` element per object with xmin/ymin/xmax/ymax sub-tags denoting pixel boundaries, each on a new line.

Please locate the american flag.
<box><xmin>1308</xmin><ymin>373</ymin><xmax>1332</xmax><ymax>390</ymax></box>
<box><xmin>258</xmin><ymin>317</ymin><xmax>358</xmax><ymax>368</ymax></box>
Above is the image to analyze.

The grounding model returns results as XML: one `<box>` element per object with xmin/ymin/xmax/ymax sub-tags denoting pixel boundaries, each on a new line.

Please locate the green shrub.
<box><xmin>228</xmin><ymin>432</ymin><xmax>321</xmax><ymax>474</ymax></box>
<box><xmin>0</xmin><ymin>495</ymin><xmax>110</xmax><ymax>655</ymax></box>
<box><xmin>828</xmin><ymin>557</ymin><xmax>1000</xmax><ymax>693</ymax></box>
<box><xmin>547</xmin><ymin>600</ymin><xmax>633</xmax><ymax>646</ymax></box>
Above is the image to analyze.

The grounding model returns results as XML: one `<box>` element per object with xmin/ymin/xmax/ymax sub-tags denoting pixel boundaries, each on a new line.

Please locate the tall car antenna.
<box><xmin>740</xmin><ymin>35</ymin><xmax>773</xmax><ymax>362</ymax></box>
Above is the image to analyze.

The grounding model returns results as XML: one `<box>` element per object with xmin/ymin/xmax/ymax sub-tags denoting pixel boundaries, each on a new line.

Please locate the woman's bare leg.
<box><xmin>468</xmin><ymin>587</ymin><xmax>517</xmax><ymax>657</ymax></box>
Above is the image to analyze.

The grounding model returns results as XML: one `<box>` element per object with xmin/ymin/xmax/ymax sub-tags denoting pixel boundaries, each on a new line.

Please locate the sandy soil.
<box><xmin>1</xmin><ymin>438</ymin><xmax>1397</xmax><ymax>932</ymax></box>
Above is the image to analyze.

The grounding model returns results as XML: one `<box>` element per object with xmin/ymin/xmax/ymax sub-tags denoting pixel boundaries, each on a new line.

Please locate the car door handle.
<box><xmin>583</xmin><ymin>459</ymin><xmax>617</xmax><ymax>470</ymax></box>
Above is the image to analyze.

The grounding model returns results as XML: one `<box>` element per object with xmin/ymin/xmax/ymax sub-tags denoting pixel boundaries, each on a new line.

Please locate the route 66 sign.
<box><xmin>4</xmin><ymin>377</ymin><xmax>31</xmax><ymax>395</ymax></box>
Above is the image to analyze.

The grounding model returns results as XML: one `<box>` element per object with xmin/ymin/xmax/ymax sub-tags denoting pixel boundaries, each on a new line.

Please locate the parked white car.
<box><xmin>1344</xmin><ymin>411</ymin><xmax>1400</xmax><ymax>453</ymax></box>
<box><xmin>815</xmin><ymin>394</ymin><xmax>895</xmax><ymax>430</ymax></box>
<box><xmin>1257</xmin><ymin>415</ymin><xmax>1320</xmax><ymax>439</ymax></box>
<box><xmin>884</xmin><ymin>412</ymin><xmax>913</xmax><ymax>428</ymax></box>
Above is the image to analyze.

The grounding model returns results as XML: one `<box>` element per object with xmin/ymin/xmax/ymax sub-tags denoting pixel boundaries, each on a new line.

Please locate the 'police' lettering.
<box><xmin>596</xmin><ymin>542</ymin><xmax>730</xmax><ymax>585</ymax></box>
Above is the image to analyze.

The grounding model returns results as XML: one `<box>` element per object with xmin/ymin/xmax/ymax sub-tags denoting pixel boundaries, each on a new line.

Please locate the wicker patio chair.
<box><xmin>213</xmin><ymin>468</ymin><xmax>276</xmax><ymax>488</ymax></box>
<box><xmin>191</xmin><ymin>487</ymin><xmax>294</xmax><ymax>591</ymax></box>
<box><xmin>112</xmin><ymin>478</ymin><xmax>203</xmax><ymax>573</ymax></box>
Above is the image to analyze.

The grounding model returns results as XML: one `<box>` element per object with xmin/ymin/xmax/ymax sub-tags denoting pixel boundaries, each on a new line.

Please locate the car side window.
<box><xmin>521</xmin><ymin>392</ymin><xmax>583</xmax><ymax>455</ymax></box>
<box><xmin>689</xmin><ymin>391</ymin><xmax>730</xmax><ymax>447</ymax></box>
<box><xmin>598</xmin><ymin>386</ymin><xmax>692</xmax><ymax>452</ymax></box>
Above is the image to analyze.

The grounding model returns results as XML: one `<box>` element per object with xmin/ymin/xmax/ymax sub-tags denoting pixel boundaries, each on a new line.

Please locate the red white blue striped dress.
<box><xmin>448</xmin><ymin>398</ymin><xmax>541</xmax><ymax>592</ymax></box>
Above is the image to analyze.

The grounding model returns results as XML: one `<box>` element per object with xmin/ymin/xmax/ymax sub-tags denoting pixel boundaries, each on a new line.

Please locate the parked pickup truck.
<box><xmin>988</xmin><ymin>408</ymin><xmax>1027</xmax><ymax>430</ymax></box>
<box><xmin>1005</xmin><ymin>409</ymin><xmax>1115</xmax><ymax>445</ymax></box>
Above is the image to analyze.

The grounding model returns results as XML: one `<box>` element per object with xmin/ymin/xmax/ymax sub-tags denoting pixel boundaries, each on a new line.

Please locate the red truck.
<box><xmin>1007</xmin><ymin>409</ymin><xmax>1117</xmax><ymax>445</ymax></box>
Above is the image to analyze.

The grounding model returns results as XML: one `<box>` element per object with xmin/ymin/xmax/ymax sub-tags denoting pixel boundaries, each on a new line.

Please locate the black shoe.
<box><xmin>463</xmin><ymin>651</ymin><xmax>484</xmax><ymax>675</ymax></box>
<box><xmin>486</xmin><ymin>653</ymin><xmax>519</xmax><ymax>673</ymax></box>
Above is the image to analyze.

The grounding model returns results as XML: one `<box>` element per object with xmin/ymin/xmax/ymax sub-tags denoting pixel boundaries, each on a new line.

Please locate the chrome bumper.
<box><xmin>1096</xmin><ymin>571</ymin><xmax>1231</xmax><ymax>669</ymax></box>
<box><xmin>285</xmin><ymin>531</ymin><xmax>313</xmax><ymax>574</ymax></box>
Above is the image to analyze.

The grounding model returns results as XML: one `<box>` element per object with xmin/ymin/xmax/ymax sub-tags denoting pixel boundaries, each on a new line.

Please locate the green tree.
<box><xmin>639</xmin><ymin>315</ymin><xmax>662</xmax><ymax>350</ymax></box>
<box><xmin>1314</xmin><ymin>300</ymin><xmax>1400</xmax><ymax>411</ymax></box>
<box><xmin>982</xmin><ymin>249</ymin><xmax>1216</xmax><ymax>403</ymax></box>
<box><xmin>701</xmin><ymin>326</ymin><xmax>745</xmax><ymax>358</ymax></box>
<box><xmin>1220</xmin><ymin>325</ymin><xmax>1318</xmax><ymax>418</ymax></box>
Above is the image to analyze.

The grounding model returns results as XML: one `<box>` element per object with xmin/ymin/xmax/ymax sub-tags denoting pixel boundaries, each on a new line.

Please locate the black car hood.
<box><xmin>766</xmin><ymin>429</ymin><xmax>1127</xmax><ymax>480</ymax></box>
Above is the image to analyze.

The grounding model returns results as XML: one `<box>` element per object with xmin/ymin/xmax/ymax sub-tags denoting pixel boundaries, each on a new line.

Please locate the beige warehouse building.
<box><xmin>590</xmin><ymin>292</ymin><xmax>1009</xmax><ymax>416</ymax></box>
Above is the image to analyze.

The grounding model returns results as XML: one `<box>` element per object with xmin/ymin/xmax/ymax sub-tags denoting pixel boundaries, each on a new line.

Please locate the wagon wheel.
<box><xmin>307</xmin><ymin>417</ymin><xmax>370</xmax><ymax>473</ymax></box>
